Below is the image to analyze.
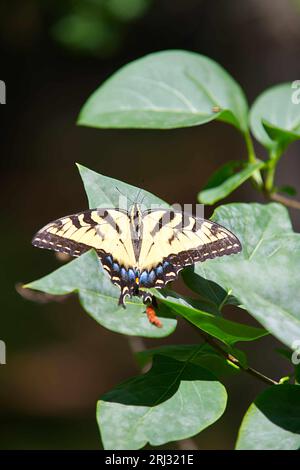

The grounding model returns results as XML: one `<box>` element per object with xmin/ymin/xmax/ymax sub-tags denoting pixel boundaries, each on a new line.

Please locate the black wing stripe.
<box><xmin>150</xmin><ymin>211</ymin><xmax>176</xmax><ymax>237</ymax></box>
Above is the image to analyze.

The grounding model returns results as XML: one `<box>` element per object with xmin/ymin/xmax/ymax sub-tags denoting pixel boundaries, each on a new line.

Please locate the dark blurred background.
<box><xmin>1</xmin><ymin>0</ymin><xmax>300</xmax><ymax>450</ymax></box>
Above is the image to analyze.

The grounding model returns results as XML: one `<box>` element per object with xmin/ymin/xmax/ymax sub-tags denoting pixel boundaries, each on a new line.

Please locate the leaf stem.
<box><xmin>198</xmin><ymin>331</ymin><xmax>278</xmax><ymax>386</ymax></box>
<box><xmin>244</xmin><ymin>131</ymin><xmax>263</xmax><ymax>188</ymax></box>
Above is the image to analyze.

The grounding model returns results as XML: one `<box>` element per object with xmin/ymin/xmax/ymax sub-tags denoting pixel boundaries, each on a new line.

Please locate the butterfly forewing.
<box><xmin>32</xmin><ymin>208</ymin><xmax>135</xmax><ymax>267</ymax></box>
<box><xmin>138</xmin><ymin>209</ymin><xmax>241</xmax><ymax>282</ymax></box>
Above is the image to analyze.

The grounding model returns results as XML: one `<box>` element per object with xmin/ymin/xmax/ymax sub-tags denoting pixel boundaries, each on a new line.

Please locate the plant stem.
<box><xmin>268</xmin><ymin>192</ymin><xmax>300</xmax><ymax>210</ymax></box>
<box><xmin>198</xmin><ymin>331</ymin><xmax>278</xmax><ymax>386</ymax></box>
<box><xmin>244</xmin><ymin>131</ymin><xmax>263</xmax><ymax>187</ymax></box>
<box><xmin>244</xmin><ymin>130</ymin><xmax>256</xmax><ymax>164</ymax></box>
<box><xmin>262</xmin><ymin>147</ymin><xmax>300</xmax><ymax>209</ymax></box>
<box><xmin>265</xmin><ymin>148</ymin><xmax>281</xmax><ymax>193</ymax></box>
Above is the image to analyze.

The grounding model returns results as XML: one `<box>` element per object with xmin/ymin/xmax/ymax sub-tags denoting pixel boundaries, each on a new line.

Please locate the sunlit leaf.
<box><xmin>25</xmin><ymin>165</ymin><xmax>175</xmax><ymax>338</ymax></box>
<box><xmin>78</xmin><ymin>50</ymin><xmax>249</xmax><ymax>132</ymax></box>
<box><xmin>192</xmin><ymin>202</ymin><xmax>300</xmax><ymax>349</ymax></box>
<box><xmin>250</xmin><ymin>83</ymin><xmax>300</xmax><ymax>150</ymax></box>
<box><xmin>26</xmin><ymin>251</ymin><xmax>176</xmax><ymax>338</ymax></box>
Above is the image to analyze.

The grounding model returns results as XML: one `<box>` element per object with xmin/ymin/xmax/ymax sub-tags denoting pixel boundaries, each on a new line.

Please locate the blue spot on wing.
<box><xmin>120</xmin><ymin>267</ymin><xmax>127</xmax><ymax>280</ymax></box>
<box><xmin>105</xmin><ymin>255</ymin><xmax>113</xmax><ymax>265</ymax></box>
<box><xmin>156</xmin><ymin>265</ymin><xmax>163</xmax><ymax>275</ymax></box>
<box><xmin>140</xmin><ymin>271</ymin><xmax>148</xmax><ymax>285</ymax></box>
<box><xmin>113</xmin><ymin>262</ymin><xmax>120</xmax><ymax>272</ymax></box>
<box><xmin>148</xmin><ymin>270</ymin><xmax>156</xmax><ymax>284</ymax></box>
<box><xmin>128</xmin><ymin>269</ymin><xmax>135</xmax><ymax>281</ymax></box>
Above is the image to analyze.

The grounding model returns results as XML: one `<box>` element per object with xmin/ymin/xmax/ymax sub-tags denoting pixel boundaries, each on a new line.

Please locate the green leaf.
<box><xmin>192</xmin><ymin>202</ymin><xmax>300</xmax><ymax>349</ymax></box>
<box><xmin>236</xmin><ymin>384</ymin><xmax>300</xmax><ymax>450</ymax></box>
<box><xmin>97</xmin><ymin>354</ymin><xmax>227</xmax><ymax>449</ymax></box>
<box><xmin>250</xmin><ymin>83</ymin><xmax>300</xmax><ymax>150</ymax></box>
<box><xmin>198</xmin><ymin>161</ymin><xmax>264</xmax><ymax>205</ymax></box>
<box><xmin>78</xmin><ymin>50</ymin><xmax>249</xmax><ymax>132</ymax></box>
<box><xmin>77</xmin><ymin>163</ymin><xmax>168</xmax><ymax>209</ymax></box>
<box><xmin>155</xmin><ymin>291</ymin><xmax>267</xmax><ymax>346</ymax></box>
<box><xmin>26</xmin><ymin>251</ymin><xmax>176</xmax><ymax>338</ymax></box>
<box><xmin>157</xmin><ymin>285</ymin><xmax>227</xmax><ymax>317</ymax></box>
<box><xmin>136</xmin><ymin>344</ymin><xmax>241</xmax><ymax>378</ymax></box>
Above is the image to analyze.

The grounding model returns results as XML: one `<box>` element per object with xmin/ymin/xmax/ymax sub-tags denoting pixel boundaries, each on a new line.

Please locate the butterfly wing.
<box><xmin>32</xmin><ymin>208</ymin><xmax>136</xmax><ymax>293</ymax></box>
<box><xmin>137</xmin><ymin>209</ymin><xmax>241</xmax><ymax>288</ymax></box>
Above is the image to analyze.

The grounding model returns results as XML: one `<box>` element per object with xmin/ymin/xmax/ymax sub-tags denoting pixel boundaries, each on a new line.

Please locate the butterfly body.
<box><xmin>32</xmin><ymin>203</ymin><xmax>241</xmax><ymax>307</ymax></box>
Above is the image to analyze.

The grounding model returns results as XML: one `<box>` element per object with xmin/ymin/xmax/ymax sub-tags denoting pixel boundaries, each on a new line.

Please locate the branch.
<box><xmin>198</xmin><ymin>331</ymin><xmax>278</xmax><ymax>386</ymax></box>
<box><xmin>269</xmin><ymin>192</ymin><xmax>300</xmax><ymax>210</ymax></box>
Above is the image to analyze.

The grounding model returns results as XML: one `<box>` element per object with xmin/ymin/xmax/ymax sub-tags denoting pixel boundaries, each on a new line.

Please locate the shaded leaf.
<box><xmin>278</xmin><ymin>184</ymin><xmax>297</xmax><ymax>197</ymax></box>
<box><xmin>155</xmin><ymin>290</ymin><xmax>267</xmax><ymax>346</ymax></box>
<box><xmin>136</xmin><ymin>344</ymin><xmax>241</xmax><ymax>378</ymax></box>
<box><xmin>78</xmin><ymin>50</ymin><xmax>248</xmax><ymax>132</ymax></box>
<box><xmin>236</xmin><ymin>385</ymin><xmax>300</xmax><ymax>450</ymax></box>
<box><xmin>97</xmin><ymin>354</ymin><xmax>227</xmax><ymax>449</ymax></box>
<box><xmin>198</xmin><ymin>161</ymin><xmax>264</xmax><ymax>205</ymax></box>
<box><xmin>192</xmin><ymin>202</ymin><xmax>300</xmax><ymax>349</ymax></box>
<box><xmin>182</xmin><ymin>266</ymin><xmax>241</xmax><ymax>312</ymax></box>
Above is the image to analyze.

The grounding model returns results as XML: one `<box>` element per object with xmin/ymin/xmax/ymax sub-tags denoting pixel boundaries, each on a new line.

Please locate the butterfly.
<box><xmin>32</xmin><ymin>203</ymin><xmax>242</xmax><ymax>310</ymax></box>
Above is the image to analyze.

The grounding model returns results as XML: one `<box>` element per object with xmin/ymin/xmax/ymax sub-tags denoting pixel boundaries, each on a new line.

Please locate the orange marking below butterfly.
<box><xmin>146</xmin><ymin>304</ymin><xmax>162</xmax><ymax>328</ymax></box>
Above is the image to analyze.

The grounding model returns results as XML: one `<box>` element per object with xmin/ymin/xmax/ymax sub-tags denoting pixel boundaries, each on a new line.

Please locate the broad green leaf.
<box><xmin>236</xmin><ymin>385</ymin><xmax>300</xmax><ymax>450</ymax></box>
<box><xmin>78</xmin><ymin>50</ymin><xmax>249</xmax><ymax>132</ymax></box>
<box><xmin>25</xmin><ymin>251</ymin><xmax>176</xmax><ymax>338</ymax></box>
<box><xmin>155</xmin><ymin>290</ymin><xmax>267</xmax><ymax>346</ymax></box>
<box><xmin>77</xmin><ymin>163</ymin><xmax>168</xmax><ymax>209</ymax></box>
<box><xmin>136</xmin><ymin>344</ymin><xmax>240</xmax><ymax>378</ymax></box>
<box><xmin>250</xmin><ymin>83</ymin><xmax>300</xmax><ymax>150</ymax></box>
<box><xmin>192</xmin><ymin>202</ymin><xmax>300</xmax><ymax>349</ymax></box>
<box><xmin>97</xmin><ymin>354</ymin><xmax>227</xmax><ymax>449</ymax></box>
<box><xmin>198</xmin><ymin>161</ymin><xmax>264</xmax><ymax>205</ymax></box>
<box><xmin>26</xmin><ymin>166</ymin><xmax>175</xmax><ymax>337</ymax></box>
